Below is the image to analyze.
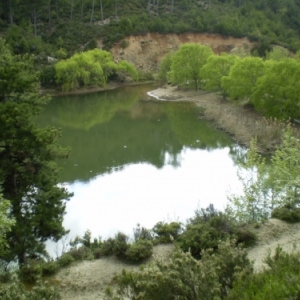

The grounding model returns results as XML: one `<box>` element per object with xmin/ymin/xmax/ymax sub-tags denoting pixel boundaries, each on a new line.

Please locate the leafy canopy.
<box><xmin>0</xmin><ymin>39</ymin><xmax>72</xmax><ymax>264</ymax></box>
<box><xmin>169</xmin><ymin>43</ymin><xmax>213</xmax><ymax>90</ymax></box>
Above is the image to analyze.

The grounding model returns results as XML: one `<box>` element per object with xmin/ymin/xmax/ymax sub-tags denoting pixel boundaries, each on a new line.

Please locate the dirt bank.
<box><xmin>109</xmin><ymin>33</ymin><xmax>255</xmax><ymax>73</ymax></box>
<box><xmin>148</xmin><ymin>85</ymin><xmax>286</xmax><ymax>152</ymax></box>
<box><xmin>55</xmin><ymin>219</ymin><xmax>300</xmax><ymax>299</ymax></box>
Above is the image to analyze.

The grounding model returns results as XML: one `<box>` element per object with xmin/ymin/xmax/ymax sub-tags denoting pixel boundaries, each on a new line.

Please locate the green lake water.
<box><xmin>36</xmin><ymin>83</ymin><xmax>245</xmax><ymax>243</ymax></box>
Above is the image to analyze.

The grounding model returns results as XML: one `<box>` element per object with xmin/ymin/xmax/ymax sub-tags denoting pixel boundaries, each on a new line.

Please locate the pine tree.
<box><xmin>0</xmin><ymin>39</ymin><xmax>72</xmax><ymax>265</ymax></box>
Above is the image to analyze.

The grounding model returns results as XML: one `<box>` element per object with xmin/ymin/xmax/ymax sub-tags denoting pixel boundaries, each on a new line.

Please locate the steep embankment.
<box><xmin>107</xmin><ymin>33</ymin><xmax>255</xmax><ymax>72</ymax></box>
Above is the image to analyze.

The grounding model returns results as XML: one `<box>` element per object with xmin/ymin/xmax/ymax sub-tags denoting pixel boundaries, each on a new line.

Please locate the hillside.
<box><xmin>109</xmin><ymin>32</ymin><xmax>255</xmax><ymax>72</ymax></box>
<box><xmin>1</xmin><ymin>0</ymin><xmax>300</xmax><ymax>57</ymax></box>
<box><xmin>55</xmin><ymin>218</ymin><xmax>300</xmax><ymax>299</ymax></box>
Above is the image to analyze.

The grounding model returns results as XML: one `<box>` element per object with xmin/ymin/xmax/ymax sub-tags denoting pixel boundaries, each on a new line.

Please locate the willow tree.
<box><xmin>221</xmin><ymin>56</ymin><xmax>266</xmax><ymax>103</ymax></box>
<box><xmin>251</xmin><ymin>59</ymin><xmax>300</xmax><ymax>120</ymax></box>
<box><xmin>201</xmin><ymin>53</ymin><xmax>238</xmax><ymax>94</ymax></box>
<box><xmin>169</xmin><ymin>43</ymin><xmax>213</xmax><ymax>90</ymax></box>
<box><xmin>55</xmin><ymin>49</ymin><xmax>138</xmax><ymax>91</ymax></box>
<box><xmin>0</xmin><ymin>39</ymin><xmax>72</xmax><ymax>265</ymax></box>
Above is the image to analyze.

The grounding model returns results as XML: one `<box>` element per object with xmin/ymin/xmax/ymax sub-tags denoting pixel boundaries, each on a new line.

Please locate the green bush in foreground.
<box><xmin>125</xmin><ymin>240</ymin><xmax>153</xmax><ymax>262</ymax></box>
<box><xmin>271</xmin><ymin>205</ymin><xmax>300</xmax><ymax>223</ymax></box>
<box><xmin>228</xmin><ymin>247</ymin><xmax>300</xmax><ymax>300</ymax></box>
<box><xmin>106</xmin><ymin>240</ymin><xmax>250</xmax><ymax>300</ymax></box>
<box><xmin>0</xmin><ymin>275</ymin><xmax>60</xmax><ymax>300</ymax></box>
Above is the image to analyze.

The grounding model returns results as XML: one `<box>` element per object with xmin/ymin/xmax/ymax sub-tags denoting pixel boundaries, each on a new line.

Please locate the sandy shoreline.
<box><xmin>148</xmin><ymin>85</ymin><xmax>286</xmax><ymax>152</ymax></box>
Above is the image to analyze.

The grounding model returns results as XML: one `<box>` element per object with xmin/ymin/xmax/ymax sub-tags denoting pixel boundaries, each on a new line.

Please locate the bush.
<box><xmin>108</xmin><ymin>240</ymin><xmax>250</xmax><ymax>300</ymax></box>
<box><xmin>133</xmin><ymin>224</ymin><xmax>153</xmax><ymax>242</ymax></box>
<box><xmin>41</xmin><ymin>260</ymin><xmax>59</xmax><ymax>276</ymax></box>
<box><xmin>228</xmin><ymin>247</ymin><xmax>300</xmax><ymax>299</ymax></box>
<box><xmin>125</xmin><ymin>240</ymin><xmax>153</xmax><ymax>262</ymax></box>
<box><xmin>271</xmin><ymin>206</ymin><xmax>300</xmax><ymax>223</ymax></box>
<box><xmin>68</xmin><ymin>246</ymin><xmax>92</xmax><ymax>261</ymax></box>
<box><xmin>19</xmin><ymin>261</ymin><xmax>42</xmax><ymax>283</ymax></box>
<box><xmin>235</xmin><ymin>228</ymin><xmax>257</xmax><ymax>247</ymax></box>
<box><xmin>57</xmin><ymin>253</ymin><xmax>74</xmax><ymax>267</ymax></box>
<box><xmin>0</xmin><ymin>275</ymin><xmax>61</xmax><ymax>299</ymax></box>
<box><xmin>99</xmin><ymin>238</ymin><xmax>115</xmax><ymax>257</ymax></box>
<box><xmin>113</xmin><ymin>232</ymin><xmax>129</xmax><ymax>259</ymax></box>
<box><xmin>177</xmin><ymin>205</ymin><xmax>236</xmax><ymax>258</ymax></box>
<box><xmin>152</xmin><ymin>221</ymin><xmax>182</xmax><ymax>243</ymax></box>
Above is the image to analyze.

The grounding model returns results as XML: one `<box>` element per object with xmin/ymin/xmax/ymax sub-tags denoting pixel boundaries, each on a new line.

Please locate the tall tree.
<box><xmin>221</xmin><ymin>57</ymin><xmax>265</xmax><ymax>103</ymax></box>
<box><xmin>169</xmin><ymin>43</ymin><xmax>213</xmax><ymax>90</ymax></box>
<box><xmin>0</xmin><ymin>39</ymin><xmax>72</xmax><ymax>265</ymax></box>
<box><xmin>201</xmin><ymin>53</ymin><xmax>238</xmax><ymax>95</ymax></box>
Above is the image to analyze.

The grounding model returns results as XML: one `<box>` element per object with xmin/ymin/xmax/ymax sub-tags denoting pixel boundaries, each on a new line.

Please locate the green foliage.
<box><xmin>251</xmin><ymin>59</ymin><xmax>300</xmax><ymax>120</ymax></box>
<box><xmin>271</xmin><ymin>205</ymin><xmax>300</xmax><ymax>223</ymax></box>
<box><xmin>158</xmin><ymin>52</ymin><xmax>174</xmax><ymax>82</ymax></box>
<box><xmin>133</xmin><ymin>223</ymin><xmax>153</xmax><ymax>242</ymax></box>
<box><xmin>266</xmin><ymin>46</ymin><xmax>291</xmax><ymax>61</ymax></box>
<box><xmin>113</xmin><ymin>232</ymin><xmax>129</xmax><ymax>259</ymax></box>
<box><xmin>177</xmin><ymin>205</ymin><xmax>236</xmax><ymax>258</ymax></box>
<box><xmin>0</xmin><ymin>39</ymin><xmax>72</xmax><ymax>265</ymax></box>
<box><xmin>169</xmin><ymin>43</ymin><xmax>214</xmax><ymax>90</ymax></box>
<box><xmin>228</xmin><ymin>247</ymin><xmax>300</xmax><ymax>300</ymax></box>
<box><xmin>108</xmin><ymin>240</ymin><xmax>250</xmax><ymax>300</ymax></box>
<box><xmin>0</xmin><ymin>275</ymin><xmax>61</xmax><ymax>299</ymax></box>
<box><xmin>41</xmin><ymin>260</ymin><xmax>59</xmax><ymax>276</ymax></box>
<box><xmin>0</xmin><ymin>194</ymin><xmax>14</xmax><ymax>256</ymax></box>
<box><xmin>227</xmin><ymin>128</ymin><xmax>300</xmax><ymax>223</ymax></box>
<box><xmin>125</xmin><ymin>240</ymin><xmax>153</xmax><ymax>262</ymax></box>
<box><xmin>57</xmin><ymin>253</ymin><xmax>74</xmax><ymax>267</ymax></box>
<box><xmin>201</xmin><ymin>53</ymin><xmax>238</xmax><ymax>93</ymax></box>
<box><xmin>99</xmin><ymin>238</ymin><xmax>115</xmax><ymax>257</ymax></box>
<box><xmin>55</xmin><ymin>49</ymin><xmax>138</xmax><ymax>91</ymax></box>
<box><xmin>221</xmin><ymin>56</ymin><xmax>266</xmax><ymax>102</ymax></box>
<box><xmin>19</xmin><ymin>260</ymin><xmax>42</xmax><ymax>283</ymax></box>
<box><xmin>152</xmin><ymin>221</ymin><xmax>182</xmax><ymax>243</ymax></box>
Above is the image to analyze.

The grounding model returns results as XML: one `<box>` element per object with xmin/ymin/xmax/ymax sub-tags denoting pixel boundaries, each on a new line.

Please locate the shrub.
<box><xmin>68</xmin><ymin>246</ymin><xmax>92</xmax><ymax>261</ymax></box>
<box><xmin>41</xmin><ymin>260</ymin><xmax>59</xmax><ymax>276</ymax></box>
<box><xmin>152</xmin><ymin>221</ymin><xmax>182</xmax><ymax>243</ymax></box>
<box><xmin>271</xmin><ymin>206</ymin><xmax>300</xmax><ymax>223</ymax></box>
<box><xmin>125</xmin><ymin>240</ymin><xmax>153</xmax><ymax>262</ymax></box>
<box><xmin>108</xmin><ymin>240</ymin><xmax>250</xmax><ymax>300</ymax></box>
<box><xmin>57</xmin><ymin>253</ymin><xmax>74</xmax><ymax>267</ymax></box>
<box><xmin>19</xmin><ymin>260</ymin><xmax>42</xmax><ymax>283</ymax></box>
<box><xmin>235</xmin><ymin>228</ymin><xmax>257</xmax><ymax>247</ymax></box>
<box><xmin>100</xmin><ymin>238</ymin><xmax>115</xmax><ymax>257</ymax></box>
<box><xmin>113</xmin><ymin>232</ymin><xmax>129</xmax><ymax>259</ymax></box>
<box><xmin>133</xmin><ymin>224</ymin><xmax>153</xmax><ymax>242</ymax></box>
<box><xmin>228</xmin><ymin>247</ymin><xmax>300</xmax><ymax>299</ymax></box>
<box><xmin>0</xmin><ymin>275</ymin><xmax>61</xmax><ymax>299</ymax></box>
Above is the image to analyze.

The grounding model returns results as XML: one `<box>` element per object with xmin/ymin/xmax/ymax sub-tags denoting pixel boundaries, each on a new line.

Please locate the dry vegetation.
<box><xmin>149</xmin><ymin>85</ymin><xmax>298</xmax><ymax>152</ymax></box>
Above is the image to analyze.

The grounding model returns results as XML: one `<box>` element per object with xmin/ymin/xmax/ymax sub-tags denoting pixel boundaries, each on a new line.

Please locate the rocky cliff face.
<box><xmin>107</xmin><ymin>33</ymin><xmax>255</xmax><ymax>72</ymax></box>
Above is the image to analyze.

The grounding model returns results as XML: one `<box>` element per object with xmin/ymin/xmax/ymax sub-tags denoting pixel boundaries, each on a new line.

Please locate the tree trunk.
<box><xmin>115</xmin><ymin>0</ymin><xmax>118</xmax><ymax>17</ymax></box>
<box><xmin>9</xmin><ymin>0</ymin><xmax>13</xmax><ymax>24</ymax></box>
<box><xmin>55</xmin><ymin>0</ymin><xmax>59</xmax><ymax>21</ymax></box>
<box><xmin>171</xmin><ymin>0</ymin><xmax>174</xmax><ymax>13</ymax></box>
<box><xmin>100</xmin><ymin>0</ymin><xmax>103</xmax><ymax>21</ymax></box>
<box><xmin>81</xmin><ymin>0</ymin><xmax>84</xmax><ymax>19</ymax></box>
<box><xmin>90</xmin><ymin>0</ymin><xmax>95</xmax><ymax>24</ymax></box>
<box><xmin>48</xmin><ymin>0</ymin><xmax>52</xmax><ymax>29</ymax></box>
<box><xmin>33</xmin><ymin>7</ymin><xmax>37</xmax><ymax>36</ymax></box>
<box><xmin>70</xmin><ymin>0</ymin><xmax>74</xmax><ymax>20</ymax></box>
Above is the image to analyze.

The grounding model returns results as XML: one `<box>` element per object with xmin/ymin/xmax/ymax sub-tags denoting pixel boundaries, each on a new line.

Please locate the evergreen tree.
<box><xmin>0</xmin><ymin>39</ymin><xmax>72</xmax><ymax>265</ymax></box>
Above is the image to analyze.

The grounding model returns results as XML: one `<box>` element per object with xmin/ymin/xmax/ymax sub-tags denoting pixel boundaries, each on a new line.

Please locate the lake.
<box><xmin>36</xmin><ymin>83</ymin><xmax>245</xmax><ymax>249</ymax></box>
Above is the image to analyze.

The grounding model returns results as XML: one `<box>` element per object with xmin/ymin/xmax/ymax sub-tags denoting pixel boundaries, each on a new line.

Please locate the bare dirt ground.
<box><xmin>54</xmin><ymin>85</ymin><xmax>300</xmax><ymax>299</ymax></box>
<box><xmin>55</xmin><ymin>219</ymin><xmax>300</xmax><ymax>299</ymax></box>
<box><xmin>109</xmin><ymin>33</ymin><xmax>254</xmax><ymax>73</ymax></box>
<box><xmin>148</xmin><ymin>85</ymin><xmax>286</xmax><ymax>152</ymax></box>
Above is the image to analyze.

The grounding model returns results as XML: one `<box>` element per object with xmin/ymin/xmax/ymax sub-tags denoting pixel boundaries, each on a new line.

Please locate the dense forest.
<box><xmin>1</xmin><ymin>0</ymin><xmax>300</xmax><ymax>55</ymax></box>
<box><xmin>2</xmin><ymin>0</ymin><xmax>300</xmax><ymax>299</ymax></box>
